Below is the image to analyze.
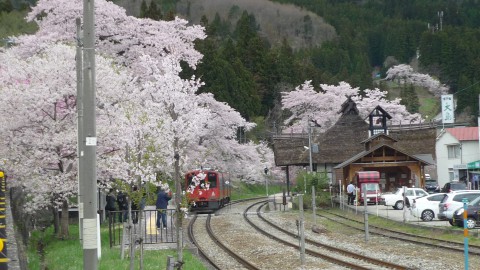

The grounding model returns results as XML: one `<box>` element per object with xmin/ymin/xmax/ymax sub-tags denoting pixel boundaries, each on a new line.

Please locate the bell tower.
<box><xmin>368</xmin><ymin>105</ymin><xmax>392</xmax><ymax>137</ymax></box>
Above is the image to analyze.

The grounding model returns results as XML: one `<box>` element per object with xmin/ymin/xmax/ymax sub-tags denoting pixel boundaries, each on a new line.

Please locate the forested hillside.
<box><xmin>135</xmin><ymin>0</ymin><xmax>480</xmax><ymax>131</ymax></box>
<box><xmin>4</xmin><ymin>0</ymin><xmax>480</xmax><ymax>137</ymax></box>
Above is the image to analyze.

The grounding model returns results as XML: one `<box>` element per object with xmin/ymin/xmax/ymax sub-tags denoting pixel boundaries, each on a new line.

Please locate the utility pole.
<box><xmin>174</xmin><ymin>139</ymin><xmax>183</xmax><ymax>269</ymax></box>
<box><xmin>81</xmin><ymin>0</ymin><xmax>98</xmax><ymax>268</ymax></box>
<box><xmin>308</xmin><ymin>122</ymin><xmax>313</xmax><ymax>172</ymax></box>
<box><xmin>76</xmin><ymin>18</ymin><xmax>84</xmax><ymax>242</ymax></box>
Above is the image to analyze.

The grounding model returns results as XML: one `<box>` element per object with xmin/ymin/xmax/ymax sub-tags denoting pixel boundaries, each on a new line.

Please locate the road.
<box><xmin>343</xmin><ymin>202</ymin><xmax>452</xmax><ymax>227</ymax></box>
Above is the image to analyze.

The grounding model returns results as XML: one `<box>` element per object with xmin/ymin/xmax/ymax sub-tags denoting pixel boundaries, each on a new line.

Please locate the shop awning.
<box><xmin>467</xmin><ymin>160</ymin><xmax>480</xmax><ymax>170</ymax></box>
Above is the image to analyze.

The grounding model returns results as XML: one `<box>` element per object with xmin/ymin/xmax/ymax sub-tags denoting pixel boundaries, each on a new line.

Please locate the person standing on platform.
<box><xmin>116</xmin><ymin>191</ymin><xmax>128</xmax><ymax>222</ymax></box>
<box><xmin>156</xmin><ymin>186</ymin><xmax>171</xmax><ymax>229</ymax></box>
<box><xmin>105</xmin><ymin>189</ymin><xmax>117</xmax><ymax>221</ymax></box>
<box><xmin>347</xmin><ymin>181</ymin><xmax>356</xmax><ymax>205</ymax></box>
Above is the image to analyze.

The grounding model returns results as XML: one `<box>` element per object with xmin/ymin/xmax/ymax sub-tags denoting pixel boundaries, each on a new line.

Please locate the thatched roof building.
<box><xmin>272</xmin><ymin>100</ymin><xmax>436</xmax><ymax>192</ymax></box>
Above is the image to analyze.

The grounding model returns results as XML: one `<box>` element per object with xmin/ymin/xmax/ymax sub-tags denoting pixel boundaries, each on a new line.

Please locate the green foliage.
<box><xmin>456</xmin><ymin>75</ymin><xmax>480</xmax><ymax>116</ymax></box>
<box><xmin>291</xmin><ymin>191</ymin><xmax>331</xmax><ymax>209</ymax></box>
<box><xmin>294</xmin><ymin>170</ymin><xmax>330</xmax><ymax>195</ymax></box>
<box><xmin>110</xmin><ymin>179</ymin><xmax>159</xmax><ymax>207</ymax></box>
<box><xmin>0</xmin><ymin>0</ymin><xmax>13</xmax><ymax>13</ymax></box>
<box><xmin>0</xmin><ymin>9</ymin><xmax>38</xmax><ymax>42</ymax></box>
<box><xmin>27</xmin><ymin>224</ymin><xmax>207</xmax><ymax>269</ymax></box>
<box><xmin>245</xmin><ymin>116</ymin><xmax>266</xmax><ymax>143</ymax></box>
<box><xmin>290</xmin><ymin>171</ymin><xmax>332</xmax><ymax>208</ymax></box>
<box><xmin>400</xmin><ymin>83</ymin><xmax>420</xmax><ymax>114</ymax></box>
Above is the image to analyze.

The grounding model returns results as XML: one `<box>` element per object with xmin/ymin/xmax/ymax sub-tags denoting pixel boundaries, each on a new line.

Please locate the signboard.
<box><xmin>467</xmin><ymin>160</ymin><xmax>480</xmax><ymax>170</ymax></box>
<box><xmin>441</xmin><ymin>94</ymin><xmax>454</xmax><ymax>124</ymax></box>
<box><xmin>453</xmin><ymin>164</ymin><xmax>468</xmax><ymax>170</ymax></box>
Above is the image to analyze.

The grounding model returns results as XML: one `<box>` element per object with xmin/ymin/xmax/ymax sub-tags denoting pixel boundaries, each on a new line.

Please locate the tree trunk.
<box><xmin>52</xmin><ymin>205</ymin><xmax>59</xmax><ymax>234</ymax></box>
<box><xmin>59</xmin><ymin>200</ymin><xmax>70</xmax><ymax>239</ymax></box>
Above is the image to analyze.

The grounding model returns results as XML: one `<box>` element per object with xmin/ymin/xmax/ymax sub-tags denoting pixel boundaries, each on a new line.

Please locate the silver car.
<box><xmin>437</xmin><ymin>191</ymin><xmax>480</xmax><ymax>225</ymax></box>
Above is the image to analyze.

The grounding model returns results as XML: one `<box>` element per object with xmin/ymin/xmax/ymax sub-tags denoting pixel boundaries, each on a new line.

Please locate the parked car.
<box><xmin>437</xmin><ymin>191</ymin><xmax>480</xmax><ymax>225</ymax></box>
<box><xmin>452</xmin><ymin>195</ymin><xmax>480</xmax><ymax>229</ymax></box>
<box><xmin>424</xmin><ymin>179</ymin><xmax>440</xmax><ymax>194</ymax></box>
<box><xmin>380</xmin><ymin>187</ymin><xmax>429</xmax><ymax>210</ymax></box>
<box><xmin>440</xmin><ymin>181</ymin><xmax>468</xmax><ymax>193</ymax></box>
<box><xmin>411</xmin><ymin>193</ymin><xmax>446</xmax><ymax>221</ymax></box>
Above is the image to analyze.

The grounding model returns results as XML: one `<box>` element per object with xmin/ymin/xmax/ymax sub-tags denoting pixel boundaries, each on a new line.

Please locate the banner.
<box><xmin>441</xmin><ymin>94</ymin><xmax>454</xmax><ymax>124</ymax></box>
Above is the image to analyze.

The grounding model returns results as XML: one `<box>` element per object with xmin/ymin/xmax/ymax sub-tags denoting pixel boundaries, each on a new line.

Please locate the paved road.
<box><xmin>341</xmin><ymin>202</ymin><xmax>453</xmax><ymax>227</ymax></box>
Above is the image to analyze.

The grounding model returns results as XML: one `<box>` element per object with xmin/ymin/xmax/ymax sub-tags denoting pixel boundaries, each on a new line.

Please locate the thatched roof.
<box><xmin>273</xmin><ymin>113</ymin><xmax>369</xmax><ymax>166</ymax></box>
<box><xmin>315</xmin><ymin>113</ymin><xmax>369</xmax><ymax>163</ymax></box>
<box><xmin>388</xmin><ymin>127</ymin><xmax>437</xmax><ymax>160</ymax></box>
<box><xmin>272</xmin><ymin>135</ymin><xmax>310</xmax><ymax>166</ymax></box>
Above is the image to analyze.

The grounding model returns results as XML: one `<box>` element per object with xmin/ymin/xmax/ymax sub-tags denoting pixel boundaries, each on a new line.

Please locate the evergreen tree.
<box><xmin>140</xmin><ymin>0</ymin><xmax>148</xmax><ymax>18</ymax></box>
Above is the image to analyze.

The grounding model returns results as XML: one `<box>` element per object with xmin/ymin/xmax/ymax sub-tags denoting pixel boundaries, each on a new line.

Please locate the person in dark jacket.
<box><xmin>105</xmin><ymin>189</ymin><xmax>117</xmax><ymax>221</ymax></box>
<box><xmin>156</xmin><ymin>186</ymin><xmax>172</xmax><ymax>229</ymax></box>
<box><xmin>116</xmin><ymin>191</ymin><xmax>128</xmax><ymax>222</ymax></box>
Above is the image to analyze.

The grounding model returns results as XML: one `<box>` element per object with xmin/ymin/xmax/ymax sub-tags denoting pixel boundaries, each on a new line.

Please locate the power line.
<box><xmin>453</xmin><ymin>80</ymin><xmax>480</xmax><ymax>96</ymax></box>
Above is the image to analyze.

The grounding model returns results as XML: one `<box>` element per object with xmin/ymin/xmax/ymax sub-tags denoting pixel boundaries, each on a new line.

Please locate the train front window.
<box><xmin>207</xmin><ymin>172</ymin><xmax>217</xmax><ymax>188</ymax></box>
<box><xmin>187</xmin><ymin>172</ymin><xmax>217</xmax><ymax>188</ymax></box>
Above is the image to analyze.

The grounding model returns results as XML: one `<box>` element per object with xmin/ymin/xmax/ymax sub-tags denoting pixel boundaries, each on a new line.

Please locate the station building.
<box><xmin>272</xmin><ymin>98</ymin><xmax>436</xmax><ymax>194</ymax></box>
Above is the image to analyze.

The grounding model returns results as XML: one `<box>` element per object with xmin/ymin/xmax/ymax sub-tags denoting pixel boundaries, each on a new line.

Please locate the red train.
<box><xmin>185</xmin><ymin>169</ymin><xmax>231</xmax><ymax>211</ymax></box>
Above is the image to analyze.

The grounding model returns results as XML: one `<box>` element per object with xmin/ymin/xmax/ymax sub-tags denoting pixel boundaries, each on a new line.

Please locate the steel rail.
<box><xmin>244</xmin><ymin>201</ymin><xmax>383</xmax><ymax>270</ymax></box>
<box><xmin>254</xmin><ymin>202</ymin><xmax>409</xmax><ymax>270</ymax></box>
<box><xmin>321</xmin><ymin>210</ymin><xmax>480</xmax><ymax>255</ymax></box>
<box><xmin>187</xmin><ymin>214</ymin><xmax>222</xmax><ymax>270</ymax></box>
<box><xmin>205</xmin><ymin>214</ymin><xmax>261</xmax><ymax>270</ymax></box>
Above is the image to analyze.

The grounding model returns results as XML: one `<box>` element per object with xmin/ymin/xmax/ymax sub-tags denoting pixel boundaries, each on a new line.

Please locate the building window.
<box><xmin>448</xmin><ymin>169</ymin><xmax>454</xmax><ymax>181</ymax></box>
<box><xmin>447</xmin><ymin>144</ymin><xmax>460</xmax><ymax>159</ymax></box>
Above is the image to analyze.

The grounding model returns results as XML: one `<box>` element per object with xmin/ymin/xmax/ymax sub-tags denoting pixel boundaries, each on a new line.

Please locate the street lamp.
<box><xmin>306</xmin><ymin>118</ymin><xmax>321</xmax><ymax>173</ymax></box>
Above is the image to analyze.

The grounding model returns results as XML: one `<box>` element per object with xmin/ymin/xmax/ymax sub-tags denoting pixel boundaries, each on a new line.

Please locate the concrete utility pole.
<box><xmin>298</xmin><ymin>195</ymin><xmax>305</xmax><ymax>265</ymax></box>
<box><xmin>81</xmin><ymin>0</ymin><xmax>98</xmax><ymax>268</ymax></box>
<box><xmin>174</xmin><ymin>140</ymin><xmax>183</xmax><ymax>269</ymax></box>
<box><xmin>308</xmin><ymin>123</ymin><xmax>313</xmax><ymax>172</ymax></box>
<box><xmin>76</xmin><ymin>18</ymin><xmax>84</xmax><ymax>242</ymax></box>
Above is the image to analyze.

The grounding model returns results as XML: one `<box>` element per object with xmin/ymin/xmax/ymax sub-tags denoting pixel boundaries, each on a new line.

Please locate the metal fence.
<box><xmin>107</xmin><ymin>209</ymin><xmax>176</xmax><ymax>247</ymax></box>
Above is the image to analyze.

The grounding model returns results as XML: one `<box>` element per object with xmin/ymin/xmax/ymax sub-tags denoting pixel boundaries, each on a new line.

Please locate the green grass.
<box><xmin>231</xmin><ymin>182</ymin><xmax>284</xmax><ymax>200</ymax></box>
<box><xmin>326</xmin><ymin>208</ymin><xmax>480</xmax><ymax>245</ymax></box>
<box><xmin>27</xmin><ymin>225</ymin><xmax>208</xmax><ymax>270</ymax></box>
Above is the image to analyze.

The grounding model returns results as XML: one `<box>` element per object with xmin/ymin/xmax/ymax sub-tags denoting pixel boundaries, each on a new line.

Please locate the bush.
<box><xmin>293</xmin><ymin>170</ymin><xmax>330</xmax><ymax>195</ymax></box>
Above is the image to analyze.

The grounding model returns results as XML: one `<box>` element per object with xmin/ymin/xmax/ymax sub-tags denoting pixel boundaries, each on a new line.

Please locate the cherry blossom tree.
<box><xmin>0</xmin><ymin>43</ymin><xmax>135</xmax><ymax>237</ymax></box>
<box><xmin>281</xmin><ymin>80</ymin><xmax>422</xmax><ymax>132</ymax></box>
<box><xmin>18</xmin><ymin>0</ymin><xmax>273</xmax><ymax>182</ymax></box>
<box><xmin>0</xmin><ymin>0</ymin><xmax>275</xmax><ymax>229</ymax></box>
<box><xmin>385</xmin><ymin>64</ymin><xmax>449</xmax><ymax>97</ymax></box>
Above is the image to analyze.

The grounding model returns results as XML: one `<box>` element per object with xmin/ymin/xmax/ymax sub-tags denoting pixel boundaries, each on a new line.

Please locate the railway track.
<box><xmin>245</xmin><ymin>201</ymin><xmax>409</xmax><ymax>270</ymax></box>
<box><xmin>187</xmin><ymin>198</ymin><xmax>266</xmax><ymax>269</ymax></box>
<box><xmin>319</xmin><ymin>210</ymin><xmax>480</xmax><ymax>255</ymax></box>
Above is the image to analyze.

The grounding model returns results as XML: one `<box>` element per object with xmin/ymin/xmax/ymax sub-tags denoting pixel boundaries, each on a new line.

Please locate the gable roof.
<box><xmin>369</xmin><ymin>105</ymin><xmax>392</xmax><ymax>119</ymax></box>
<box><xmin>446</xmin><ymin>127</ymin><xmax>478</xmax><ymax>141</ymax></box>
<box><xmin>334</xmin><ymin>143</ymin><xmax>433</xmax><ymax>169</ymax></box>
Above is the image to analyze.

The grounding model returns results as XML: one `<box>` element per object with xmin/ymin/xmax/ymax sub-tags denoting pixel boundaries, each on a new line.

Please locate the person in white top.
<box><xmin>347</xmin><ymin>181</ymin><xmax>356</xmax><ymax>205</ymax></box>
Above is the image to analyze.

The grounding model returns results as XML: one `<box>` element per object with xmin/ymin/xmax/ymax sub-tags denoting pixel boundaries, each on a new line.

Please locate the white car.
<box><xmin>380</xmin><ymin>187</ymin><xmax>429</xmax><ymax>210</ymax></box>
<box><xmin>411</xmin><ymin>193</ymin><xmax>446</xmax><ymax>221</ymax></box>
